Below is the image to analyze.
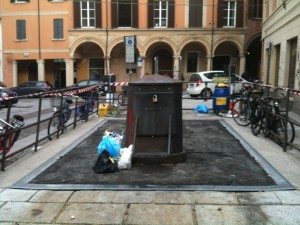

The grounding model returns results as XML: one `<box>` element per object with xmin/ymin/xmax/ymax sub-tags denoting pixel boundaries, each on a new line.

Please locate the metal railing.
<box><xmin>0</xmin><ymin>84</ymin><xmax>108</xmax><ymax>171</ymax></box>
<box><xmin>1</xmin><ymin>81</ymin><xmax>299</xmax><ymax>171</ymax></box>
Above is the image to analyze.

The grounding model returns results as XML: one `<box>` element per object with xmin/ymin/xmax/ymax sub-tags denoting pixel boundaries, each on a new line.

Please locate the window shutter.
<box><xmin>132</xmin><ymin>0</ymin><xmax>138</xmax><ymax>28</ymax></box>
<box><xmin>217</xmin><ymin>0</ymin><xmax>224</xmax><ymax>28</ymax></box>
<box><xmin>95</xmin><ymin>1</ymin><xmax>102</xmax><ymax>28</ymax></box>
<box><xmin>148</xmin><ymin>0</ymin><xmax>154</xmax><ymax>28</ymax></box>
<box><xmin>248</xmin><ymin>0</ymin><xmax>254</xmax><ymax>18</ymax></box>
<box><xmin>111</xmin><ymin>0</ymin><xmax>118</xmax><ymax>28</ymax></box>
<box><xmin>236</xmin><ymin>0</ymin><xmax>244</xmax><ymax>27</ymax></box>
<box><xmin>17</xmin><ymin>20</ymin><xmax>26</xmax><ymax>40</ymax></box>
<box><xmin>189</xmin><ymin>0</ymin><xmax>203</xmax><ymax>27</ymax></box>
<box><xmin>73</xmin><ymin>1</ymin><xmax>81</xmax><ymax>28</ymax></box>
<box><xmin>22</xmin><ymin>21</ymin><xmax>26</xmax><ymax>39</ymax></box>
<box><xmin>168</xmin><ymin>0</ymin><xmax>174</xmax><ymax>28</ymax></box>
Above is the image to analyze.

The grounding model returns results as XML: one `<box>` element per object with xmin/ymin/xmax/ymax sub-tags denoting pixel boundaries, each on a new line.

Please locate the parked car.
<box><xmin>187</xmin><ymin>71</ymin><xmax>247</xmax><ymax>97</ymax></box>
<box><xmin>0</xmin><ymin>81</ymin><xmax>18</xmax><ymax>106</ymax></box>
<box><xmin>10</xmin><ymin>81</ymin><xmax>54</xmax><ymax>96</ymax></box>
<box><xmin>68</xmin><ymin>79</ymin><xmax>105</xmax><ymax>98</ymax></box>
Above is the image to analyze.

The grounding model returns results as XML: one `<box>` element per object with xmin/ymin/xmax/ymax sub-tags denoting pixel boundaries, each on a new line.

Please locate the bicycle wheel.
<box><xmin>48</xmin><ymin>111</ymin><xmax>64</xmax><ymax>140</ymax></box>
<box><xmin>251</xmin><ymin>102</ymin><xmax>263</xmax><ymax>136</ymax></box>
<box><xmin>232</xmin><ymin>99</ymin><xmax>251</xmax><ymax>126</ymax></box>
<box><xmin>1</xmin><ymin>132</ymin><xmax>13</xmax><ymax>153</ymax></box>
<box><xmin>117</xmin><ymin>93</ymin><xmax>127</xmax><ymax>106</ymax></box>
<box><xmin>276</xmin><ymin>118</ymin><xmax>295</xmax><ymax>144</ymax></box>
<box><xmin>262</xmin><ymin>116</ymin><xmax>271</xmax><ymax>138</ymax></box>
<box><xmin>12</xmin><ymin>129</ymin><xmax>21</xmax><ymax>145</ymax></box>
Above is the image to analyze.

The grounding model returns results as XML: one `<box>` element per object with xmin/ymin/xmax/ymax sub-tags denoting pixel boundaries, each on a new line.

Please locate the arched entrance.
<box><xmin>214</xmin><ymin>41</ymin><xmax>240</xmax><ymax>73</ymax></box>
<box><xmin>73</xmin><ymin>42</ymin><xmax>104</xmax><ymax>83</ymax></box>
<box><xmin>146</xmin><ymin>43</ymin><xmax>174</xmax><ymax>77</ymax></box>
<box><xmin>245</xmin><ymin>36</ymin><xmax>262</xmax><ymax>80</ymax></box>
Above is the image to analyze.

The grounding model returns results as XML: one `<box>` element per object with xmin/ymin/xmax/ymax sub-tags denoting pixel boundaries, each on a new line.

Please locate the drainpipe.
<box><xmin>210</xmin><ymin>0</ymin><xmax>215</xmax><ymax>70</ymax></box>
<box><xmin>38</xmin><ymin>0</ymin><xmax>41</xmax><ymax>59</ymax></box>
<box><xmin>105</xmin><ymin>0</ymin><xmax>109</xmax><ymax>74</ymax></box>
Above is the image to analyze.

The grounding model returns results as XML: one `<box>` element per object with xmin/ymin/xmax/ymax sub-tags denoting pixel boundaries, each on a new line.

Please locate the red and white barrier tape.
<box><xmin>0</xmin><ymin>84</ymin><xmax>99</xmax><ymax>102</ymax></box>
<box><xmin>1</xmin><ymin>81</ymin><xmax>299</xmax><ymax>101</ymax></box>
<box><xmin>104</xmin><ymin>82</ymin><xmax>128</xmax><ymax>86</ymax></box>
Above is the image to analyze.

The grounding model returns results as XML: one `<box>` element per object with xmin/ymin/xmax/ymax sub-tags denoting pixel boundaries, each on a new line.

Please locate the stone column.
<box><xmin>65</xmin><ymin>58</ymin><xmax>74</xmax><ymax>86</ymax></box>
<box><xmin>239</xmin><ymin>54</ymin><xmax>246</xmax><ymax>75</ymax></box>
<box><xmin>206</xmin><ymin>56</ymin><xmax>212</xmax><ymax>71</ymax></box>
<box><xmin>138</xmin><ymin>56</ymin><xmax>146</xmax><ymax>78</ymax></box>
<box><xmin>173</xmin><ymin>55</ymin><xmax>181</xmax><ymax>80</ymax></box>
<box><xmin>104</xmin><ymin>56</ymin><xmax>111</xmax><ymax>75</ymax></box>
<box><xmin>36</xmin><ymin>59</ymin><xmax>45</xmax><ymax>81</ymax></box>
<box><xmin>12</xmin><ymin>60</ymin><xmax>18</xmax><ymax>86</ymax></box>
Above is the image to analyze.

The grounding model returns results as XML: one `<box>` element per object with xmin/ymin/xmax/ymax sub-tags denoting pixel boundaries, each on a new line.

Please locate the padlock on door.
<box><xmin>152</xmin><ymin>94</ymin><xmax>158</xmax><ymax>103</ymax></box>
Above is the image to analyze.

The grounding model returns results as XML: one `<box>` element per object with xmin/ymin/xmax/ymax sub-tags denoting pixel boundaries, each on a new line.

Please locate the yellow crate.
<box><xmin>98</xmin><ymin>104</ymin><xmax>108</xmax><ymax>117</ymax></box>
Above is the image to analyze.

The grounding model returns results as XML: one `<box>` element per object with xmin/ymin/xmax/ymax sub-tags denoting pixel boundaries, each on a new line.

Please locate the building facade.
<box><xmin>0</xmin><ymin>0</ymin><xmax>262</xmax><ymax>90</ymax></box>
<box><xmin>262</xmin><ymin>0</ymin><xmax>300</xmax><ymax>90</ymax></box>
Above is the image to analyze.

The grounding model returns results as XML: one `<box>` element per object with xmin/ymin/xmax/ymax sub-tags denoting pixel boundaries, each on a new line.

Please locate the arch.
<box><xmin>144</xmin><ymin>36</ymin><xmax>177</xmax><ymax>56</ymax></box>
<box><xmin>69</xmin><ymin>36</ymin><xmax>105</xmax><ymax>57</ymax></box>
<box><xmin>107</xmin><ymin>36</ymin><xmax>142</xmax><ymax>57</ymax></box>
<box><xmin>178</xmin><ymin>38</ymin><xmax>211</xmax><ymax>55</ymax></box>
<box><xmin>244</xmin><ymin>32</ymin><xmax>261</xmax><ymax>52</ymax></box>
<box><xmin>213</xmin><ymin>36</ymin><xmax>244</xmax><ymax>55</ymax></box>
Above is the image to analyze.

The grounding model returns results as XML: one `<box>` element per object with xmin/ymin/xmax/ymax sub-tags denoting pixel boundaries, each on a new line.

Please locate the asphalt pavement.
<box><xmin>0</xmin><ymin>96</ymin><xmax>300</xmax><ymax>224</ymax></box>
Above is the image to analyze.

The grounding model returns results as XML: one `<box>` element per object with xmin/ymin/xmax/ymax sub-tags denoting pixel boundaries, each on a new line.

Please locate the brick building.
<box><xmin>0</xmin><ymin>0</ymin><xmax>262</xmax><ymax>90</ymax></box>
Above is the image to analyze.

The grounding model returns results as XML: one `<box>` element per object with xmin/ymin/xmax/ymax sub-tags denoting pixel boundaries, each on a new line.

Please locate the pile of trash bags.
<box><xmin>93</xmin><ymin>129</ymin><xmax>134</xmax><ymax>173</ymax></box>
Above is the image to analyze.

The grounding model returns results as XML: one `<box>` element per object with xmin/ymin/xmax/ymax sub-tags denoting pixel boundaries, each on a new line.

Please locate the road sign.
<box><xmin>124</xmin><ymin>36</ymin><xmax>136</xmax><ymax>63</ymax></box>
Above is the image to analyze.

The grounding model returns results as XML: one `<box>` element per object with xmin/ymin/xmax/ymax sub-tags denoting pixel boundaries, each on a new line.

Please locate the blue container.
<box><xmin>213</xmin><ymin>86</ymin><xmax>230</xmax><ymax>112</ymax></box>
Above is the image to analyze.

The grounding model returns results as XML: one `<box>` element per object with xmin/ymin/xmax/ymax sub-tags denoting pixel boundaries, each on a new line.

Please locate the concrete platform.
<box><xmin>1</xmin><ymin>110</ymin><xmax>300</xmax><ymax>224</ymax></box>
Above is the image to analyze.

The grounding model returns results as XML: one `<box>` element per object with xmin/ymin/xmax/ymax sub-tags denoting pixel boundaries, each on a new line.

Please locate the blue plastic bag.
<box><xmin>193</xmin><ymin>104</ymin><xmax>209</xmax><ymax>114</ymax></box>
<box><xmin>97</xmin><ymin>136</ymin><xmax>121</xmax><ymax>158</ymax></box>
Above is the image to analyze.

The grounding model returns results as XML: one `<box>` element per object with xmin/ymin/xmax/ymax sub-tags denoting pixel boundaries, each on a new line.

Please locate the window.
<box><xmin>112</xmin><ymin>0</ymin><xmax>137</xmax><ymax>28</ymax></box>
<box><xmin>53</xmin><ymin>19</ymin><xmax>63</xmax><ymax>39</ymax></box>
<box><xmin>16</xmin><ymin>20</ymin><xmax>26</xmax><ymax>40</ymax></box>
<box><xmin>189</xmin><ymin>0</ymin><xmax>203</xmax><ymax>27</ymax></box>
<box><xmin>89</xmin><ymin>58</ymin><xmax>104</xmax><ymax>80</ymax></box>
<box><xmin>223</xmin><ymin>1</ymin><xmax>236</xmax><ymax>27</ymax></box>
<box><xmin>187</xmin><ymin>53</ymin><xmax>198</xmax><ymax>72</ymax></box>
<box><xmin>118</xmin><ymin>0</ymin><xmax>132</xmax><ymax>27</ymax></box>
<box><xmin>81</xmin><ymin>1</ymin><xmax>96</xmax><ymax>27</ymax></box>
<box><xmin>154</xmin><ymin>0</ymin><xmax>168</xmax><ymax>27</ymax></box>
<box><xmin>252</xmin><ymin>0</ymin><xmax>262</xmax><ymax>18</ymax></box>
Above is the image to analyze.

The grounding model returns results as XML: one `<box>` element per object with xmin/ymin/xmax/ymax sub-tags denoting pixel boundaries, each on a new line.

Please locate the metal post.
<box><xmin>283</xmin><ymin>89</ymin><xmax>290</xmax><ymax>152</ymax></box>
<box><xmin>34</xmin><ymin>94</ymin><xmax>43</xmax><ymax>152</ymax></box>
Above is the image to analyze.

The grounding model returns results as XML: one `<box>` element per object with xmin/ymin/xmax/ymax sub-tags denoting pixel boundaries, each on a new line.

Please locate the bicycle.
<box><xmin>261</xmin><ymin>95</ymin><xmax>295</xmax><ymax>144</ymax></box>
<box><xmin>75</xmin><ymin>93</ymin><xmax>95</xmax><ymax>121</ymax></box>
<box><xmin>48</xmin><ymin>97</ymin><xmax>73</xmax><ymax>140</ymax></box>
<box><xmin>117</xmin><ymin>86</ymin><xmax>128</xmax><ymax>106</ymax></box>
<box><xmin>0</xmin><ymin>115</ymin><xmax>25</xmax><ymax>154</ymax></box>
<box><xmin>231</xmin><ymin>82</ymin><xmax>264</xmax><ymax>127</ymax></box>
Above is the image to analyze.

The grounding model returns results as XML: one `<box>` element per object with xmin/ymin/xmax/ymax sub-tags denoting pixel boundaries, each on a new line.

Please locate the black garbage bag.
<box><xmin>93</xmin><ymin>150</ymin><xmax>119</xmax><ymax>173</ymax></box>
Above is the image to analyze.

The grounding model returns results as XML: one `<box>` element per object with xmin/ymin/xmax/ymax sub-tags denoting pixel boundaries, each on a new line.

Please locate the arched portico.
<box><xmin>144</xmin><ymin>42</ymin><xmax>175</xmax><ymax>78</ymax></box>
<box><xmin>213</xmin><ymin>39</ymin><xmax>243</xmax><ymax>75</ymax></box>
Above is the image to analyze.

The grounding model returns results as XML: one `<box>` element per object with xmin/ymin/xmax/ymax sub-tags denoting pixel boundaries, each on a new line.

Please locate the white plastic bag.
<box><xmin>118</xmin><ymin>145</ymin><xmax>134</xmax><ymax>169</ymax></box>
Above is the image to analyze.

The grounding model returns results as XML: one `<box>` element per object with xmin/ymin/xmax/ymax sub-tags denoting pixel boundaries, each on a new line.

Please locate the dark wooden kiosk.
<box><xmin>125</xmin><ymin>74</ymin><xmax>186</xmax><ymax>164</ymax></box>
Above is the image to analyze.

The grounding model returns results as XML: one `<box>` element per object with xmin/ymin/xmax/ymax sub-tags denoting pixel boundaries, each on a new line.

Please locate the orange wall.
<box><xmin>1</xmin><ymin>0</ymin><xmax>70</xmax><ymax>60</ymax></box>
<box><xmin>175</xmin><ymin>0</ymin><xmax>185</xmax><ymax>28</ymax></box>
<box><xmin>139</xmin><ymin>0</ymin><xmax>148</xmax><ymax>29</ymax></box>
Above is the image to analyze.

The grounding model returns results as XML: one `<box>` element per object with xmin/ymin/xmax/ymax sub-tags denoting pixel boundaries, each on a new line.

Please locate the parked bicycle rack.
<box><xmin>0</xmin><ymin>84</ymin><xmax>104</xmax><ymax>171</ymax></box>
